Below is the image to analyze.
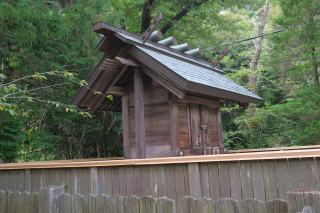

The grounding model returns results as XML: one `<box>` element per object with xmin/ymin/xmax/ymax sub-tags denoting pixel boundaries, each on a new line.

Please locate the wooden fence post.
<box><xmin>188</xmin><ymin>163</ymin><xmax>201</xmax><ymax>198</ymax></box>
<box><xmin>84</xmin><ymin>194</ymin><xmax>95</xmax><ymax>213</ymax></box>
<box><xmin>95</xmin><ymin>194</ymin><xmax>109</xmax><ymax>213</ymax></box>
<box><xmin>140</xmin><ymin>196</ymin><xmax>157</xmax><ymax>213</ymax></box>
<box><xmin>72</xmin><ymin>193</ymin><xmax>84</xmax><ymax>213</ymax></box>
<box><xmin>157</xmin><ymin>196</ymin><xmax>176</xmax><ymax>213</ymax></box>
<box><xmin>60</xmin><ymin>194</ymin><xmax>71</xmax><ymax>212</ymax></box>
<box><xmin>239</xmin><ymin>198</ymin><xmax>264</xmax><ymax>213</ymax></box>
<box><xmin>215</xmin><ymin>198</ymin><xmax>239</xmax><ymax>213</ymax></box>
<box><xmin>12</xmin><ymin>191</ymin><xmax>22</xmax><ymax>212</ymax></box>
<box><xmin>287</xmin><ymin>188</ymin><xmax>320</xmax><ymax>213</ymax></box>
<box><xmin>25</xmin><ymin>169</ymin><xmax>32</xmax><ymax>193</ymax></box>
<box><xmin>0</xmin><ymin>190</ymin><xmax>6</xmax><ymax>213</ymax></box>
<box><xmin>109</xmin><ymin>195</ymin><xmax>124</xmax><ymax>213</ymax></box>
<box><xmin>39</xmin><ymin>185</ymin><xmax>65</xmax><ymax>213</ymax></box>
<box><xmin>123</xmin><ymin>195</ymin><xmax>140</xmax><ymax>213</ymax></box>
<box><xmin>196</xmin><ymin>198</ymin><xmax>215</xmax><ymax>213</ymax></box>
<box><xmin>89</xmin><ymin>167</ymin><xmax>99</xmax><ymax>196</ymax></box>
<box><xmin>265</xmin><ymin>199</ymin><xmax>288</xmax><ymax>213</ymax></box>
<box><xmin>179</xmin><ymin>196</ymin><xmax>197</xmax><ymax>213</ymax></box>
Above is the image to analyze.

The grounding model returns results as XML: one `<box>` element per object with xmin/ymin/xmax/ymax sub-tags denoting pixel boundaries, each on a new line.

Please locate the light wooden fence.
<box><xmin>1</xmin><ymin>149</ymin><xmax>320</xmax><ymax>204</ymax></box>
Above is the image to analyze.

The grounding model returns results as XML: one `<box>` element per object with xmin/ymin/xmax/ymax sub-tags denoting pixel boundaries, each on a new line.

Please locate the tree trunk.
<box><xmin>311</xmin><ymin>49</ymin><xmax>319</xmax><ymax>87</ymax></box>
<box><xmin>140</xmin><ymin>0</ymin><xmax>155</xmax><ymax>34</ymax></box>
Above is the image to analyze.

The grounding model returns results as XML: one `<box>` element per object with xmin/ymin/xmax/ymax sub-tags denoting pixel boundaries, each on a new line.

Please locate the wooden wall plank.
<box><xmin>32</xmin><ymin>169</ymin><xmax>41</xmax><ymax>193</ymax></box>
<box><xmin>216</xmin><ymin>108</ymin><xmax>224</xmax><ymax>148</ymax></box>
<box><xmin>133</xmin><ymin>166</ymin><xmax>142</xmax><ymax>197</ymax></box>
<box><xmin>274</xmin><ymin>159</ymin><xmax>290</xmax><ymax>200</ymax></box>
<box><xmin>126</xmin><ymin>166</ymin><xmax>134</xmax><ymax>196</ymax></box>
<box><xmin>199</xmin><ymin>163</ymin><xmax>210</xmax><ymax>198</ymax></box>
<box><xmin>76</xmin><ymin>168</ymin><xmax>83</xmax><ymax>194</ymax></box>
<box><xmin>64</xmin><ymin>169</ymin><xmax>71</xmax><ymax>194</ymax></box>
<box><xmin>166</xmin><ymin>164</ymin><xmax>177</xmax><ymax>200</ymax></box>
<box><xmin>239</xmin><ymin>198</ymin><xmax>265</xmax><ymax>213</ymax></box>
<box><xmin>157</xmin><ymin>165</ymin><xmax>167</xmax><ymax>197</ymax></box>
<box><xmin>239</xmin><ymin>161</ymin><xmax>253</xmax><ymax>200</ymax></box>
<box><xmin>70</xmin><ymin>168</ymin><xmax>77</xmax><ymax>194</ymax></box>
<box><xmin>251</xmin><ymin>160</ymin><xmax>265</xmax><ymax>202</ymax></box>
<box><xmin>149</xmin><ymin>165</ymin><xmax>158</xmax><ymax>198</ymax></box>
<box><xmin>119</xmin><ymin>167</ymin><xmax>127</xmax><ymax>197</ymax></box>
<box><xmin>229</xmin><ymin>161</ymin><xmax>242</xmax><ymax>201</ymax></box>
<box><xmin>188</xmin><ymin>163</ymin><xmax>201</xmax><ymax>198</ymax></box>
<box><xmin>301</xmin><ymin>158</ymin><xmax>318</xmax><ymax>188</ymax></box>
<box><xmin>316</xmin><ymin>158</ymin><xmax>320</xmax><ymax>190</ymax></box>
<box><xmin>122</xmin><ymin>95</ymin><xmax>131</xmax><ymax>159</ymax></box>
<box><xmin>208</xmin><ymin>162</ymin><xmax>220</xmax><ymax>200</ymax></box>
<box><xmin>169</xmin><ymin>100</ymin><xmax>180</xmax><ymax>153</ymax></box>
<box><xmin>175</xmin><ymin>164</ymin><xmax>186</xmax><ymax>207</ymax></box>
<box><xmin>82</xmin><ymin>168</ymin><xmax>90</xmax><ymax>195</ymax></box>
<box><xmin>98</xmin><ymin>167</ymin><xmax>105</xmax><ymax>195</ymax></box>
<box><xmin>215</xmin><ymin>198</ymin><xmax>239</xmax><ymax>213</ymax></box>
<box><xmin>112</xmin><ymin>167</ymin><xmax>120</xmax><ymax>195</ymax></box>
<box><xmin>141</xmin><ymin>166</ymin><xmax>150</xmax><ymax>196</ymax></box>
<box><xmin>105</xmin><ymin>167</ymin><xmax>113</xmax><ymax>195</ymax></box>
<box><xmin>218</xmin><ymin>162</ymin><xmax>231</xmax><ymax>199</ymax></box>
<box><xmin>134</xmin><ymin>68</ymin><xmax>146</xmax><ymax>159</ymax></box>
<box><xmin>183</xmin><ymin>164</ymin><xmax>190</xmax><ymax>196</ymax></box>
<box><xmin>288</xmin><ymin>158</ymin><xmax>303</xmax><ymax>190</ymax></box>
<box><xmin>263</xmin><ymin>160</ymin><xmax>278</xmax><ymax>201</ymax></box>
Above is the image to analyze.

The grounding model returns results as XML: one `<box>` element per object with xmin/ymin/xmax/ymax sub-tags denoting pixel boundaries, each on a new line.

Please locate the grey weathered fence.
<box><xmin>1</xmin><ymin>156</ymin><xmax>320</xmax><ymax>204</ymax></box>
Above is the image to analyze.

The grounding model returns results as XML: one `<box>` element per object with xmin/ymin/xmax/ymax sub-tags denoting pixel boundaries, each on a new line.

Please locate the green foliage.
<box><xmin>61</xmin><ymin>181</ymin><xmax>68</xmax><ymax>187</ymax></box>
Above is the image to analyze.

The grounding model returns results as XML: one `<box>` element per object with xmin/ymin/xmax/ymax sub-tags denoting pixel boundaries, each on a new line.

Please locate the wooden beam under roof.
<box><xmin>105</xmin><ymin>86</ymin><xmax>127</xmax><ymax>96</ymax></box>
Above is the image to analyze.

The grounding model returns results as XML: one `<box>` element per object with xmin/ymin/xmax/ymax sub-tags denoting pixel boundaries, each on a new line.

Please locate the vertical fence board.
<box><xmin>133</xmin><ymin>166</ymin><xmax>142</xmax><ymax>197</ymax></box>
<box><xmin>158</xmin><ymin>165</ymin><xmax>167</xmax><ymax>198</ymax></box>
<box><xmin>288</xmin><ymin>158</ymin><xmax>303</xmax><ymax>190</ymax></box>
<box><xmin>265</xmin><ymin>199</ymin><xmax>288</xmax><ymax>213</ymax></box>
<box><xmin>65</xmin><ymin>169</ymin><xmax>71</xmax><ymax>195</ymax></box>
<box><xmin>149</xmin><ymin>165</ymin><xmax>158</xmax><ymax>198</ymax></box>
<box><xmin>109</xmin><ymin>195</ymin><xmax>124</xmax><ymax>213</ymax></box>
<box><xmin>84</xmin><ymin>194</ymin><xmax>96</xmax><ymax>213</ymax></box>
<box><xmin>275</xmin><ymin>159</ymin><xmax>290</xmax><ymax>200</ymax></box>
<box><xmin>239</xmin><ymin>161</ymin><xmax>253</xmax><ymax>200</ymax></box>
<box><xmin>30</xmin><ymin>192</ymin><xmax>39</xmax><ymax>213</ymax></box>
<box><xmin>119</xmin><ymin>167</ymin><xmax>127</xmax><ymax>197</ymax></box>
<box><xmin>183</xmin><ymin>164</ymin><xmax>190</xmax><ymax>196</ymax></box>
<box><xmin>199</xmin><ymin>163</ymin><xmax>210</xmax><ymax>198</ymax></box>
<box><xmin>21</xmin><ymin>191</ymin><xmax>29</xmax><ymax>213</ymax></box>
<box><xmin>301</xmin><ymin>158</ymin><xmax>318</xmax><ymax>189</ymax></box>
<box><xmin>89</xmin><ymin>167</ymin><xmax>99</xmax><ymax>196</ymax></box>
<box><xmin>188</xmin><ymin>163</ymin><xmax>201</xmax><ymax>198</ymax></box>
<box><xmin>31</xmin><ymin>169</ymin><xmax>41</xmax><ymax>193</ymax></box>
<box><xmin>0</xmin><ymin>172</ymin><xmax>3</xmax><ymax>191</ymax></box>
<box><xmin>0</xmin><ymin>190</ymin><xmax>6</xmax><ymax>213</ymax></box>
<box><xmin>263</xmin><ymin>160</ymin><xmax>278</xmax><ymax>201</ymax></box>
<box><xmin>175</xmin><ymin>164</ymin><xmax>186</xmax><ymax>209</ymax></box>
<box><xmin>24</xmin><ymin>170</ymin><xmax>31</xmax><ymax>193</ymax></box>
<box><xmin>126</xmin><ymin>166</ymin><xmax>134</xmax><ymax>196</ymax></box>
<box><xmin>70</xmin><ymin>168</ymin><xmax>77</xmax><ymax>194</ymax></box>
<box><xmin>76</xmin><ymin>168</ymin><xmax>83</xmax><ymax>194</ymax></box>
<box><xmin>105</xmin><ymin>167</ymin><xmax>112</xmax><ymax>195</ymax></box>
<box><xmin>141</xmin><ymin>166</ymin><xmax>150</xmax><ymax>196</ymax></box>
<box><xmin>218</xmin><ymin>162</ymin><xmax>231</xmax><ymax>199</ymax></box>
<box><xmin>239</xmin><ymin>198</ymin><xmax>264</xmax><ymax>213</ymax></box>
<box><xmin>140</xmin><ymin>196</ymin><xmax>157</xmax><ymax>213</ymax></box>
<box><xmin>157</xmin><ymin>197</ymin><xmax>176</xmax><ymax>213</ymax></box>
<box><xmin>98</xmin><ymin>167</ymin><xmax>105</xmax><ymax>195</ymax></box>
<box><xmin>216</xmin><ymin>198</ymin><xmax>239</xmax><ymax>213</ymax></box>
<box><xmin>82</xmin><ymin>168</ymin><xmax>90</xmax><ymax>195</ymax></box>
<box><xmin>18</xmin><ymin>170</ymin><xmax>25</xmax><ymax>192</ymax></box>
<box><xmin>123</xmin><ymin>195</ymin><xmax>140</xmax><ymax>213</ymax></box>
<box><xmin>229</xmin><ymin>161</ymin><xmax>242</xmax><ymax>201</ymax></box>
<box><xmin>208</xmin><ymin>162</ymin><xmax>220</xmax><ymax>200</ymax></box>
<box><xmin>166</xmin><ymin>165</ymin><xmax>177</xmax><ymax>200</ymax></box>
<box><xmin>95</xmin><ymin>194</ymin><xmax>109</xmax><ymax>213</ymax></box>
<box><xmin>316</xmin><ymin>158</ymin><xmax>320</xmax><ymax>189</ymax></box>
<box><xmin>112</xmin><ymin>167</ymin><xmax>120</xmax><ymax>195</ymax></box>
<box><xmin>179</xmin><ymin>196</ymin><xmax>196</xmax><ymax>213</ymax></box>
<box><xmin>251</xmin><ymin>161</ymin><xmax>264</xmax><ymax>201</ymax></box>
<box><xmin>72</xmin><ymin>193</ymin><xmax>84</xmax><ymax>213</ymax></box>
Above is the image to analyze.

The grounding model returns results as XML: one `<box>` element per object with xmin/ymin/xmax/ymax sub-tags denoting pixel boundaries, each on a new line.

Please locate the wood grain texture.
<box><xmin>288</xmin><ymin>158</ymin><xmax>303</xmax><ymax>190</ymax></box>
<box><xmin>208</xmin><ymin>107</ymin><xmax>218</xmax><ymax>147</ymax></box>
<box><xmin>166</xmin><ymin>164</ymin><xmax>177</xmax><ymax>200</ymax></box>
<box><xmin>263</xmin><ymin>160</ymin><xmax>278</xmax><ymax>201</ymax></box>
<box><xmin>111</xmin><ymin>167</ymin><xmax>120</xmax><ymax>195</ymax></box>
<box><xmin>133</xmin><ymin>166</ymin><xmax>142</xmax><ymax>197</ymax></box>
<box><xmin>82</xmin><ymin>168</ymin><xmax>90</xmax><ymax>195</ymax></box>
<box><xmin>265</xmin><ymin>199</ymin><xmax>288</xmax><ymax>213</ymax></box>
<box><xmin>208</xmin><ymin>162</ymin><xmax>220</xmax><ymax>200</ymax></box>
<box><xmin>199</xmin><ymin>163</ymin><xmax>210</xmax><ymax>198</ymax></box>
<box><xmin>175</xmin><ymin>164</ymin><xmax>186</xmax><ymax>208</ymax></box>
<box><xmin>122</xmin><ymin>95</ymin><xmax>131</xmax><ymax>159</ymax></box>
<box><xmin>177</xmin><ymin>103</ymin><xmax>191</xmax><ymax>150</ymax></box>
<box><xmin>216</xmin><ymin>108</ymin><xmax>224</xmax><ymax>148</ymax></box>
<box><xmin>97</xmin><ymin>167</ymin><xmax>105</xmax><ymax>195</ymax></box>
<box><xmin>119</xmin><ymin>166</ymin><xmax>127</xmax><ymax>197</ymax></box>
<box><xmin>190</xmin><ymin>104</ymin><xmax>201</xmax><ymax>149</ymax></box>
<box><xmin>215</xmin><ymin>198</ymin><xmax>239</xmax><ymax>213</ymax></box>
<box><xmin>183</xmin><ymin>164</ymin><xmax>190</xmax><ymax>196</ymax></box>
<box><xmin>169</xmin><ymin>100</ymin><xmax>180</xmax><ymax>152</ymax></box>
<box><xmin>105</xmin><ymin>167</ymin><xmax>112</xmax><ymax>195</ymax></box>
<box><xmin>157</xmin><ymin>197</ymin><xmax>176</xmax><ymax>213</ymax></box>
<box><xmin>149</xmin><ymin>165</ymin><xmax>158</xmax><ymax>198</ymax></box>
<box><xmin>134</xmin><ymin>67</ymin><xmax>146</xmax><ymax>159</ymax></box>
<box><xmin>141</xmin><ymin>166</ymin><xmax>151</xmax><ymax>196</ymax></box>
<box><xmin>218</xmin><ymin>162</ymin><xmax>231</xmax><ymax>198</ymax></box>
<box><xmin>228</xmin><ymin>161</ymin><xmax>242</xmax><ymax>201</ymax></box>
<box><xmin>200</xmin><ymin>105</ymin><xmax>211</xmax><ymax>148</ymax></box>
<box><xmin>239</xmin><ymin>198</ymin><xmax>265</xmax><ymax>213</ymax></box>
<box><xmin>274</xmin><ymin>159</ymin><xmax>290</xmax><ymax>200</ymax></box>
<box><xmin>239</xmin><ymin>161</ymin><xmax>253</xmax><ymax>200</ymax></box>
<box><xmin>250</xmin><ymin>161</ymin><xmax>265</xmax><ymax>202</ymax></box>
<box><xmin>301</xmin><ymin>158</ymin><xmax>318</xmax><ymax>188</ymax></box>
<box><xmin>123</xmin><ymin>195</ymin><xmax>140</xmax><ymax>213</ymax></box>
<box><xmin>157</xmin><ymin>165</ymin><xmax>167</xmax><ymax>198</ymax></box>
<box><xmin>188</xmin><ymin>163</ymin><xmax>201</xmax><ymax>198</ymax></box>
<box><xmin>170</xmin><ymin>95</ymin><xmax>220</xmax><ymax>108</ymax></box>
<box><xmin>125</xmin><ymin>166</ymin><xmax>135</xmax><ymax>196</ymax></box>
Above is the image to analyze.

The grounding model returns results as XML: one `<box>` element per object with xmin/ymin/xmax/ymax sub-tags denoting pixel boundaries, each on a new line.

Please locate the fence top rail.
<box><xmin>228</xmin><ymin>145</ymin><xmax>320</xmax><ymax>153</ymax></box>
<box><xmin>1</xmin><ymin>148</ymin><xmax>320</xmax><ymax>170</ymax></box>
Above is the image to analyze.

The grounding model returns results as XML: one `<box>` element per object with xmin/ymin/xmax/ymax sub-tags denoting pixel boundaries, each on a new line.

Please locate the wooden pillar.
<box><xmin>134</xmin><ymin>67</ymin><xmax>146</xmax><ymax>159</ymax></box>
<box><xmin>169</xmin><ymin>100</ymin><xmax>179</xmax><ymax>155</ymax></box>
<box><xmin>122</xmin><ymin>95</ymin><xmax>130</xmax><ymax>159</ymax></box>
<box><xmin>216</xmin><ymin>108</ymin><xmax>224</xmax><ymax>148</ymax></box>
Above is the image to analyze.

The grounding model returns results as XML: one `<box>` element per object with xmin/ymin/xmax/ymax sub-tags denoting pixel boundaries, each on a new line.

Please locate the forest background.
<box><xmin>0</xmin><ymin>0</ymin><xmax>319</xmax><ymax>162</ymax></box>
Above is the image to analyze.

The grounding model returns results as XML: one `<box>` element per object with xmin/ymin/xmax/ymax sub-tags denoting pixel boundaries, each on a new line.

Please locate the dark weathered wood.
<box><xmin>250</xmin><ymin>161</ymin><xmax>265</xmax><ymax>202</ymax></box>
<box><xmin>157</xmin><ymin>165</ymin><xmax>167</xmax><ymax>198</ymax></box>
<box><xmin>188</xmin><ymin>163</ymin><xmax>201</xmax><ymax>198</ymax></box>
<box><xmin>134</xmin><ymin>67</ymin><xmax>146</xmax><ymax>159</ymax></box>
<box><xmin>84</xmin><ymin>194</ymin><xmax>96</xmax><ymax>213</ymax></box>
<box><xmin>141</xmin><ymin>166</ymin><xmax>151</xmax><ymax>196</ymax></box>
<box><xmin>169</xmin><ymin>94</ymin><xmax>220</xmax><ymax>108</ymax></box>
<box><xmin>216</xmin><ymin>198</ymin><xmax>239</xmax><ymax>213</ymax></box>
<box><xmin>123</xmin><ymin>195</ymin><xmax>140</xmax><ymax>213</ymax></box>
<box><xmin>119</xmin><ymin>167</ymin><xmax>127</xmax><ymax>197</ymax></box>
<box><xmin>196</xmin><ymin>198</ymin><xmax>215</xmax><ymax>213</ymax></box>
<box><xmin>275</xmin><ymin>159</ymin><xmax>290</xmax><ymax>200</ymax></box>
<box><xmin>175</xmin><ymin>164</ymin><xmax>186</xmax><ymax>208</ymax></box>
<box><xmin>228</xmin><ymin>161</ymin><xmax>242</xmax><ymax>201</ymax></box>
<box><xmin>122</xmin><ymin>95</ymin><xmax>130</xmax><ymax>159</ymax></box>
<box><xmin>106</xmin><ymin>86</ymin><xmax>127</xmax><ymax>96</ymax></box>
<box><xmin>126</xmin><ymin>166</ymin><xmax>135</xmax><ymax>196</ymax></box>
<box><xmin>140</xmin><ymin>196</ymin><xmax>157</xmax><ymax>213</ymax></box>
<box><xmin>288</xmin><ymin>158</ymin><xmax>303</xmax><ymax>189</ymax></box>
<box><xmin>287</xmin><ymin>190</ymin><xmax>305</xmax><ymax>213</ymax></box>
<box><xmin>179</xmin><ymin>196</ymin><xmax>196</xmax><ymax>213</ymax></box>
<box><xmin>109</xmin><ymin>195</ymin><xmax>124</xmax><ymax>213</ymax></box>
<box><xmin>169</xmin><ymin>100</ymin><xmax>180</xmax><ymax>154</ymax></box>
<box><xmin>207</xmin><ymin>162</ymin><xmax>220</xmax><ymax>200</ymax></box>
<box><xmin>72</xmin><ymin>193</ymin><xmax>84</xmax><ymax>213</ymax></box>
<box><xmin>199</xmin><ymin>163</ymin><xmax>210</xmax><ymax>198</ymax></box>
<box><xmin>287</xmin><ymin>188</ymin><xmax>320</xmax><ymax>213</ymax></box>
<box><xmin>239</xmin><ymin>161</ymin><xmax>253</xmax><ymax>200</ymax></box>
<box><xmin>177</xmin><ymin>103</ymin><xmax>191</xmax><ymax>150</ymax></box>
<box><xmin>149</xmin><ymin>166</ymin><xmax>158</xmax><ymax>198</ymax></box>
<box><xmin>111</xmin><ymin>167</ymin><xmax>120</xmax><ymax>195</ymax></box>
<box><xmin>60</xmin><ymin>193</ymin><xmax>72</xmax><ymax>213</ymax></box>
<box><xmin>157</xmin><ymin>196</ymin><xmax>176</xmax><ymax>213</ymax></box>
<box><xmin>183</xmin><ymin>164</ymin><xmax>190</xmax><ymax>196</ymax></box>
<box><xmin>95</xmin><ymin>194</ymin><xmax>109</xmax><ymax>213</ymax></box>
<box><xmin>218</xmin><ymin>162</ymin><xmax>231</xmax><ymax>198</ymax></box>
<box><xmin>239</xmin><ymin>198</ymin><xmax>264</xmax><ymax>213</ymax></box>
<box><xmin>82</xmin><ymin>168</ymin><xmax>90</xmax><ymax>195</ymax></box>
<box><xmin>105</xmin><ymin>167</ymin><xmax>112</xmax><ymax>195</ymax></box>
<box><xmin>133</xmin><ymin>166</ymin><xmax>142</xmax><ymax>197</ymax></box>
<box><xmin>301</xmin><ymin>158</ymin><xmax>318</xmax><ymax>188</ymax></box>
<box><xmin>141</xmin><ymin>12</ymin><xmax>162</xmax><ymax>43</ymax></box>
<box><xmin>265</xmin><ymin>199</ymin><xmax>288</xmax><ymax>213</ymax></box>
<box><xmin>216</xmin><ymin>108</ymin><xmax>224</xmax><ymax>148</ymax></box>
<box><xmin>200</xmin><ymin>105</ymin><xmax>211</xmax><ymax>147</ymax></box>
<box><xmin>190</xmin><ymin>104</ymin><xmax>201</xmax><ymax>148</ymax></box>
<box><xmin>98</xmin><ymin>167</ymin><xmax>105</xmax><ymax>195</ymax></box>
<box><xmin>263</xmin><ymin>160</ymin><xmax>278</xmax><ymax>201</ymax></box>
<box><xmin>166</xmin><ymin>165</ymin><xmax>177</xmax><ymax>200</ymax></box>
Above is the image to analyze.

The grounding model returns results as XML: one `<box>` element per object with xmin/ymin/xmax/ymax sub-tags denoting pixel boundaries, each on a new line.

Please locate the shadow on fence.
<box><xmin>1</xmin><ymin>185</ymin><xmax>320</xmax><ymax>213</ymax></box>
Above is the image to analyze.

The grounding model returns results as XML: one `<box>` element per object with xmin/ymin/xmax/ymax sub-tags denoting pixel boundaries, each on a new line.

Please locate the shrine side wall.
<box><xmin>128</xmin><ymin>86</ymin><xmax>172</xmax><ymax>158</ymax></box>
<box><xmin>1</xmin><ymin>156</ymin><xmax>319</xmax><ymax>204</ymax></box>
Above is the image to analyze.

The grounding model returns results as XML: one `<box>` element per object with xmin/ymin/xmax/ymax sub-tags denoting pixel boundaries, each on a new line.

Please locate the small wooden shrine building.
<box><xmin>71</xmin><ymin>22</ymin><xmax>262</xmax><ymax>159</ymax></box>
